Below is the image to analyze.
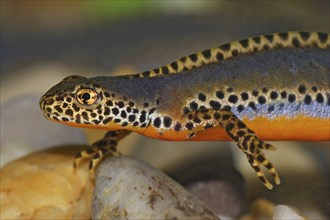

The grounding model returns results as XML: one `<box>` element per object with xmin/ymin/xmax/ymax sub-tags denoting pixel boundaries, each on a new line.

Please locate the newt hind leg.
<box><xmin>73</xmin><ymin>130</ymin><xmax>131</xmax><ymax>177</ymax></box>
<box><xmin>185</xmin><ymin>109</ymin><xmax>280</xmax><ymax>189</ymax></box>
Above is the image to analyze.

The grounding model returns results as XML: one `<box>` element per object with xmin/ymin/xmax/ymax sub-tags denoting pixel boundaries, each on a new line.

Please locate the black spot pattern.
<box><xmin>202</xmin><ymin>50</ymin><xmax>212</xmax><ymax>59</ymax></box>
<box><xmin>112</xmin><ymin>108</ymin><xmax>119</xmax><ymax>115</ymax></box>
<box><xmin>216</xmin><ymin>90</ymin><xmax>224</xmax><ymax>99</ymax></box>
<box><xmin>180</xmin><ymin>57</ymin><xmax>187</xmax><ymax>63</ymax></box>
<box><xmin>292</xmin><ymin>37</ymin><xmax>301</xmax><ymax>47</ymax></box>
<box><xmin>198</xmin><ymin>93</ymin><xmax>206</xmax><ymax>102</ymax></box>
<box><xmin>228</xmin><ymin>95</ymin><xmax>238</xmax><ymax>104</ymax></box>
<box><xmin>210</xmin><ymin>100</ymin><xmax>221</xmax><ymax>109</ymax></box>
<box><xmin>222</xmin><ymin>105</ymin><xmax>231</xmax><ymax>111</ymax></box>
<box><xmin>264</xmin><ymin>34</ymin><xmax>274</xmax><ymax>42</ymax></box>
<box><xmin>263</xmin><ymin>45</ymin><xmax>270</xmax><ymax>50</ymax></box>
<box><xmin>241</xmin><ymin>92</ymin><xmax>249</xmax><ymax>101</ymax></box>
<box><xmin>128</xmin><ymin>101</ymin><xmax>135</xmax><ymax>107</ymax></box>
<box><xmin>270</xmin><ymin>91</ymin><xmax>278</xmax><ymax>100</ymax></box>
<box><xmin>219</xmin><ymin>43</ymin><xmax>231</xmax><ymax>51</ymax></box>
<box><xmin>213</xmin><ymin>112</ymin><xmax>221</xmax><ymax>120</ymax></box>
<box><xmin>237</xmin><ymin>105</ymin><xmax>244</xmax><ymax>113</ymax></box>
<box><xmin>193</xmin><ymin>117</ymin><xmax>201</xmax><ymax>124</ymax></box>
<box><xmin>82</xmin><ymin>112</ymin><xmax>88</xmax><ymax>120</ymax></box>
<box><xmin>106</xmin><ymin>100</ymin><xmax>113</xmax><ymax>106</ymax></box>
<box><xmin>299</xmin><ymin>32</ymin><xmax>310</xmax><ymax>41</ymax></box>
<box><xmin>163</xmin><ymin>116</ymin><xmax>172</xmax><ymax>128</ymax></box>
<box><xmin>239</xmin><ymin>39</ymin><xmax>249</xmax><ymax>48</ymax></box>
<box><xmin>304</xmin><ymin>95</ymin><xmax>312</xmax><ymax>105</ymax></box>
<box><xmin>132</xmin><ymin>121</ymin><xmax>139</xmax><ymax>127</ymax></box>
<box><xmin>183</xmin><ymin>107</ymin><xmax>190</xmax><ymax>115</ymax></box>
<box><xmin>185</xmin><ymin>122</ymin><xmax>194</xmax><ymax>130</ymax></box>
<box><xmin>252</xmin><ymin>37</ymin><xmax>261</xmax><ymax>44</ymax></box>
<box><xmin>231</xmin><ymin>49</ymin><xmax>238</xmax><ymax>57</ymax></box>
<box><xmin>117</xmin><ymin>101</ymin><xmax>125</xmax><ymax>108</ymax></box>
<box><xmin>311</xmin><ymin>86</ymin><xmax>318</xmax><ymax>92</ymax></box>
<box><xmin>252</xmin><ymin>90</ymin><xmax>259</xmax><ymax>97</ymax></box>
<box><xmin>174</xmin><ymin>122</ymin><xmax>182</xmax><ymax>131</ymax></box>
<box><xmin>248</xmin><ymin>102</ymin><xmax>257</xmax><ymax>110</ymax></box>
<box><xmin>54</xmin><ymin>105</ymin><xmax>63</xmax><ymax>113</ymax></box>
<box><xmin>316</xmin><ymin>93</ymin><xmax>324</xmax><ymax>103</ymax></box>
<box><xmin>288</xmin><ymin>94</ymin><xmax>296</xmax><ymax>103</ymax></box>
<box><xmin>317</xmin><ymin>32</ymin><xmax>328</xmax><ymax>43</ymax></box>
<box><xmin>142</xmin><ymin>71</ymin><xmax>150</xmax><ymax>77</ymax></box>
<box><xmin>257</xmin><ymin>96</ymin><xmax>266</xmax><ymax>104</ymax></box>
<box><xmin>65</xmin><ymin>109</ymin><xmax>73</xmax><ymax>117</ymax></box>
<box><xmin>128</xmin><ymin>115</ymin><xmax>136</xmax><ymax>122</ymax></box>
<box><xmin>153</xmin><ymin>117</ymin><xmax>161</xmax><ymax>128</ymax></box>
<box><xmin>120</xmin><ymin>111</ymin><xmax>127</xmax><ymax>118</ymax></box>
<box><xmin>161</xmin><ymin>66</ymin><xmax>169</xmax><ymax>74</ymax></box>
<box><xmin>216</xmin><ymin>52</ymin><xmax>224</xmax><ymax>61</ymax></box>
<box><xmin>103</xmin><ymin>117</ymin><xmax>112</xmax><ymax>124</ymax></box>
<box><xmin>189</xmin><ymin>101</ymin><xmax>198</xmax><ymax>110</ymax></box>
<box><xmin>140</xmin><ymin>111</ymin><xmax>147</xmax><ymax>123</ymax></box>
<box><xmin>189</xmin><ymin>54</ymin><xmax>198</xmax><ymax>62</ymax></box>
<box><xmin>278</xmin><ymin>32</ymin><xmax>289</xmax><ymax>40</ymax></box>
<box><xmin>267</xmin><ymin>105</ymin><xmax>275</xmax><ymax>113</ymax></box>
<box><xmin>227</xmin><ymin>87</ymin><xmax>233</xmax><ymax>92</ymax></box>
<box><xmin>170</xmin><ymin>62</ymin><xmax>178</xmax><ymax>71</ymax></box>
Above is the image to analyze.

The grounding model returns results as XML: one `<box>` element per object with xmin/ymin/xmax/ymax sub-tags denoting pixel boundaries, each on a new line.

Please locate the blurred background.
<box><xmin>1</xmin><ymin>1</ymin><xmax>329</xmax><ymax>219</ymax></box>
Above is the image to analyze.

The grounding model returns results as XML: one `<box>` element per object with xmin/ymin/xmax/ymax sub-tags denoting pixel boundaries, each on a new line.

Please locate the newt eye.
<box><xmin>76</xmin><ymin>88</ymin><xmax>98</xmax><ymax>106</ymax></box>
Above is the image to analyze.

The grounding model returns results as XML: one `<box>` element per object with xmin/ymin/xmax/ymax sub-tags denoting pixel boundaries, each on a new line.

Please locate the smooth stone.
<box><xmin>183</xmin><ymin>167</ymin><xmax>246</xmax><ymax>218</ymax></box>
<box><xmin>273</xmin><ymin>205</ymin><xmax>304</xmax><ymax>220</ymax></box>
<box><xmin>93</xmin><ymin>156</ymin><xmax>220</xmax><ymax>220</ymax></box>
<box><xmin>0</xmin><ymin>146</ymin><xmax>93</xmax><ymax>219</ymax></box>
<box><xmin>171</xmin><ymin>154</ymin><xmax>245</xmax><ymax>218</ymax></box>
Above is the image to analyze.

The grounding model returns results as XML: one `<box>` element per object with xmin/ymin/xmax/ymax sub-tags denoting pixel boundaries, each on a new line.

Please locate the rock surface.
<box><xmin>0</xmin><ymin>146</ymin><xmax>93</xmax><ymax>219</ymax></box>
<box><xmin>184</xmin><ymin>167</ymin><xmax>246</xmax><ymax>218</ymax></box>
<box><xmin>171</xmin><ymin>153</ymin><xmax>245</xmax><ymax>218</ymax></box>
<box><xmin>273</xmin><ymin>205</ymin><xmax>304</xmax><ymax>220</ymax></box>
<box><xmin>93</xmin><ymin>156</ymin><xmax>220</xmax><ymax>219</ymax></box>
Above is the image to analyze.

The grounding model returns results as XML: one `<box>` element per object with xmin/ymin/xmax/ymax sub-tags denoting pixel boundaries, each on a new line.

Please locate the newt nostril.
<box><xmin>39</xmin><ymin>97</ymin><xmax>55</xmax><ymax>112</ymax></box>
<box><xmin>44</xmin><ymin>98</ymin><xmax>55</xmax><ymax>106</ymax></box>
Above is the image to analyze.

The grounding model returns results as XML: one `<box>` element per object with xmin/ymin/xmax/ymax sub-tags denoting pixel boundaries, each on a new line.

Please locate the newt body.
<box><xmin>40</xmin><ymin>31</ymin><xmax>330</xmax><ymax>189</ymax></box>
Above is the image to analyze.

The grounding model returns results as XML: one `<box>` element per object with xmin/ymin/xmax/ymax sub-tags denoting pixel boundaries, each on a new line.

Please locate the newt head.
<box><xmin>39</xmin><ymin>75</ymin><xmax>125</xmax><ymax>130</ymax></box>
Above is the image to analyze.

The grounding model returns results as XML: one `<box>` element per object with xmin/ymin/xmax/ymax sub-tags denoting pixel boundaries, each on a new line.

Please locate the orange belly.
<box><xmin>141</xmin><ymin>115</ymin><xmax>330</xmax><ymax>142</ymax></box>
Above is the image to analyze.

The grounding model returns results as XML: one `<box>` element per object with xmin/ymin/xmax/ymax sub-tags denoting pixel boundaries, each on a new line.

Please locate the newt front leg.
<box><xmin>184</xmin><ymin>109</ymin><xmax>281</xmax><ymax>189</ymax></box>
<box><xmin>74</xmin><ymin>130</ymin><xmax>131</xmax><ymax>177</ymax></box>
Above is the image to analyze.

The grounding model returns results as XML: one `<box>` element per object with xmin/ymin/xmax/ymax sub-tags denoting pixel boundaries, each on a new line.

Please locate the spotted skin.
<box><xmin>127</xmin><ymin>31</ymin><xmax>329</xmax><ymax>78</ymax></box>
<box><xmin>40</xmin><ymin>31</ymin><xmax>330</xmax><ymax>189</ymax></box>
